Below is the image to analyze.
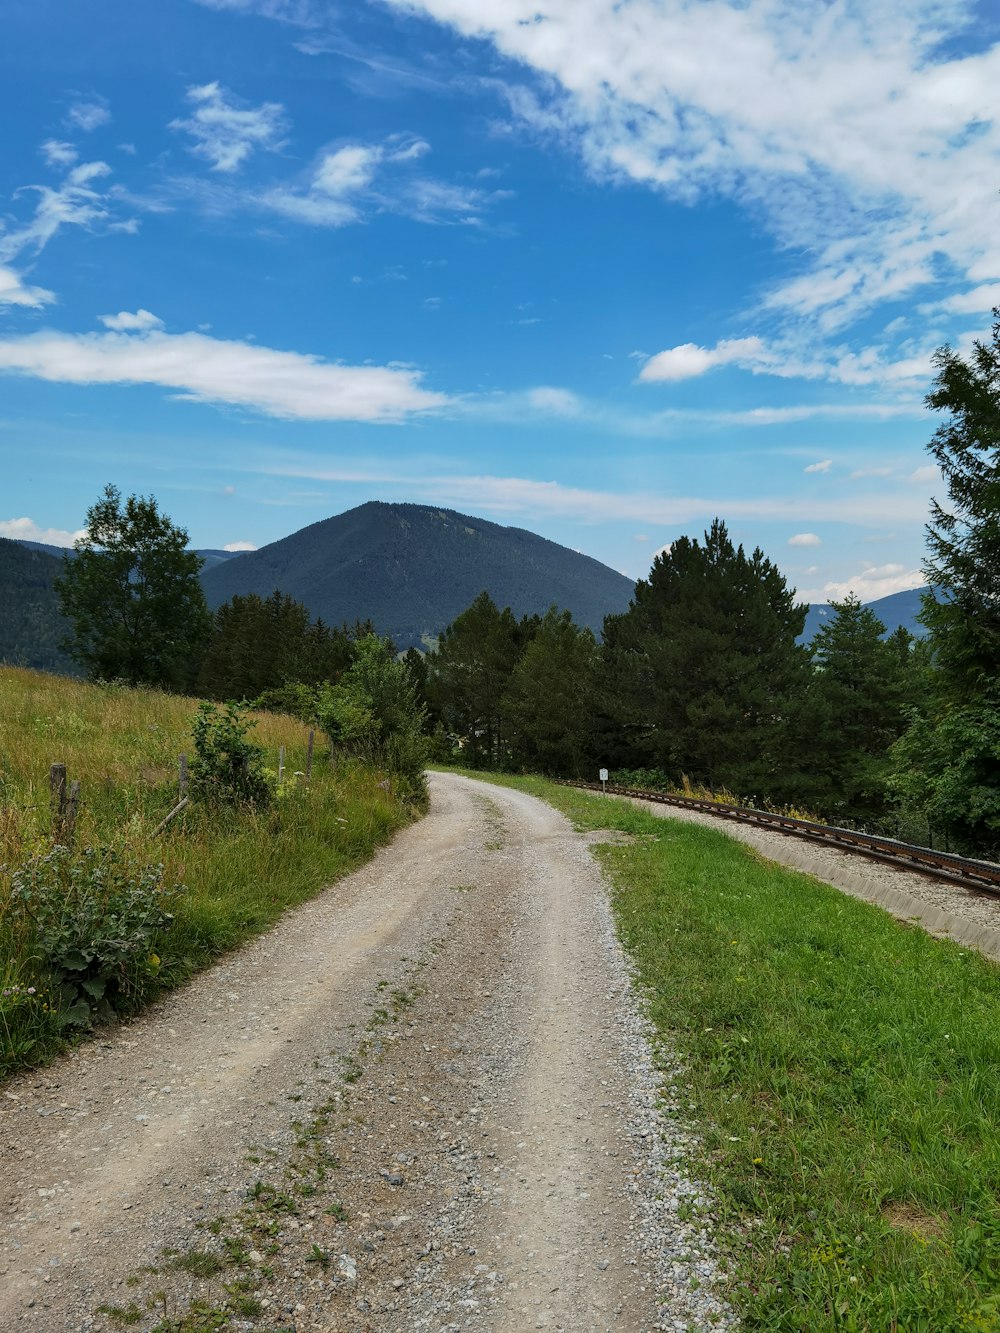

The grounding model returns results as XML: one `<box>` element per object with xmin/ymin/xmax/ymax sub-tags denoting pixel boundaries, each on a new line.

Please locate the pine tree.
<box><xmin>507</xmin><ymin>607</ymin><xmax>598</xmax><ymax>776</ymax></box>
<box><xmin>808</xmin><ymin>597</ymin><xmax>914</xmax><ymax>821</ymax></box>
<box><xmin>428</xmin><ymin>592</ymin><xmax>532</xmax><ymax>768</ymax></box>
<box><xmin>603</xmin><ymin>519</ymin><xmax>808</xmax><ymax>799</ymax></box>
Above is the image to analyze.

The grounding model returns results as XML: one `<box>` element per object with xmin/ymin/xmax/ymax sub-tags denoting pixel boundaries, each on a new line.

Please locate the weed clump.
<box><xmin>9</xmin><ymin>845</ymin><xmax>185</xmax><ymax>1028</ymax></box>
<box><xmin>189</xmin><ymin>701</ymin><xmax>271</xmax><ymax>807</ymax></box>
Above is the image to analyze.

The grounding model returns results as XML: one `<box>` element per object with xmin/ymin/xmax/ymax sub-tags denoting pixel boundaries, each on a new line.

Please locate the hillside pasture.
<box><xmin>0</xmin><ymin>667</ymin><xmax>414</xmax><ymax>1078</ymax></box>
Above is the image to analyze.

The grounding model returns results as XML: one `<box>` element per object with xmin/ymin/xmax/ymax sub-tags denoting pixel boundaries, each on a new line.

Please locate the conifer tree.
<box><xmin>603</xmin><ymin>519</ymin><xmax>808</xmax><ymax>799</ymax></box>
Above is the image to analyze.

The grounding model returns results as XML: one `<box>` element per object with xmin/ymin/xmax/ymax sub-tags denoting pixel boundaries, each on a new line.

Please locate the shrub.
<box><xmin>190</xmin><ymin>700</ymin><xmax>271</xmax><ymax>806</ymax></box>
<box><xmin>9</xmin><ymin>845</ymin><xmax>185</xmax><ymax>1028</ymax></box>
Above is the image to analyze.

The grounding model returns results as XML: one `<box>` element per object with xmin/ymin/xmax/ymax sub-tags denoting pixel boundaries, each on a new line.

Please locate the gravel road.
<box><xmin>0</xmin><ymin>772</ymin><xmax>733</xmax><ymax>1333</ymax></box>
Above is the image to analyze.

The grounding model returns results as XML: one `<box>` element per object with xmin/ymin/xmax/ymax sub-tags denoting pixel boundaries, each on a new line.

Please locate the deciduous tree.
<box><xmin>55</xmin><ymin>485</ymin><xmax>210</xmax><ymax>690</ymax></box>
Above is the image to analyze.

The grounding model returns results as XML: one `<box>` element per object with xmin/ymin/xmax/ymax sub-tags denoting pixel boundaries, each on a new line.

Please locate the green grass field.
<box><xmin>453</xmin><ymin>770</ymin><xmax>1000</xmax><ymax>1332</ymax></box>
<box><xmin>1</xmin><ymin>667</ymin><xmax>418</xmax><ymax>1078</ymax></box>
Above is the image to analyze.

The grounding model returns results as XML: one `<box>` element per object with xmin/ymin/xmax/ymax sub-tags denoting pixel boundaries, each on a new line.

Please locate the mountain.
<box><xmin>801</xmin><ymin>586</ymin><xmax>929</xmax><ymax>642</ymax></box>
<box><xmin>0</xmin><ymin>538</ymin><xmax>77</xmax><ymax>674</ymax></box>
<box><xmin>199</xmin><ymin>502</ymin><xmax>637</xmax><ymax>647</ymax></box>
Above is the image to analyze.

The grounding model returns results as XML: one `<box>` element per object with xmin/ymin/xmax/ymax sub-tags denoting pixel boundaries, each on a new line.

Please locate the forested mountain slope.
<box><xmin>200</xmin><ymin>502</ymin><xmax>637</xmax><ymax>647</ymax></box>
<box><xmin>0</xmin><ymin>538</ymin><xmax>76</xmax><ymax>673</ymax></box>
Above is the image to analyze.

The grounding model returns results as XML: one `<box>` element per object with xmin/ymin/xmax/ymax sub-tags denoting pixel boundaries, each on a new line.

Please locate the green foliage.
<box><xmin>315</xmin><ymin>635</ymin><xmax>428</xmax><ymax>791</ymax></box>
<box><xmin>197</xmin><ymin>591</ymin><xmax>355</xmax><ymax>701</ymax></box>
<box><xmin>428</xmin><ymin>591</ymin><xmax>536</xmax><ymax>767</ymax></box>
<box><xmin>806</xmin><ymin>596</ymin><xmax>922</xmax><ymax>823</ymax></box>
<box><xmin>506</xmin><ymin>606</ymin><xmax>599</xmax><ymax>775</ymax></box>
<box><xmin>890</xmin><ymin>702</ymin><xmax>1000</xmax><ymax>855</ymax></box>
<box><xmin>602</xmin><ymin>518</ymin><xmax>810</xmax><ymax>800</ymax></box>
<box><xmin>922</xmin><ymin>314</ymin><xmax>1000</xmax><ymax>695</ymax></box>
<box><xmin>889</xmin><ymin>314</ymin><xmax>1000</xmax><ymax>852</ymax></box>
<box><xmin>55</xmin><ymin>485</ymin><xmax>211</xmax><ymax>690</ymax></box>
<box><xmin>190</xmin><ymin>701</ymin><xmax>271</xmax><ymax>806</ymax></box>
<box><xmin>9</xmin><ymin>846</ymin><xmax>184</xmax><ymax>1028</ymax></box>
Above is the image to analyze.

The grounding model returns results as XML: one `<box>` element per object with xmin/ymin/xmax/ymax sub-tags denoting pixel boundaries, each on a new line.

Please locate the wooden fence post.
<box><xmin>50</xmin><ymin>763</ymin><xmax>67</xmax><ymax>842</ymax></box>
<box><xmin>64</xmin><ymin>780</ymin><xmax>81</xmax><ymax>847</ymax></box>
<box><xmin>305</xmin><ymin>729</ymin><xmax>315</xmax><ymax>782</ymax></box>
<box><xmin>179</xmin><ymin>753</ymin><xmax>189</xmax><ymax>798</ymax></box>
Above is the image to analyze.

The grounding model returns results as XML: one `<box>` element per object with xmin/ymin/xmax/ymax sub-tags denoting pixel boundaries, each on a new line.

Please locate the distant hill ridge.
<box><xmin>199</xmin><ymin>501</ymin><xmax>637</xmax><ymax>648</ymax></box>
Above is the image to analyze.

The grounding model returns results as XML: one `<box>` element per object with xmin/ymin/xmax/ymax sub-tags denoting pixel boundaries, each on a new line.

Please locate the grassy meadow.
<box><xmin>454</xmin><ymin>770</ymin><xmax>1000</xmax><ymax>1332</ymax></box>
<box><xmin>1</xmin><ymin>667</ymin><xmax>417</xmax><ymax>1078</ymax></box>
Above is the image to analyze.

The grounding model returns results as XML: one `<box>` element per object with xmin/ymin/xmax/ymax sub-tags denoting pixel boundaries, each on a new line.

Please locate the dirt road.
<box><xmin>0</xmin><ymin>773</ymin><xmax>731</xmax><ymax>1333</ymax></box>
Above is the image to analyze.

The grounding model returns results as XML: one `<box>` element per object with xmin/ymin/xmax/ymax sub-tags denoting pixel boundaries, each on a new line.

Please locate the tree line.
<box><xmin>53</xmin><ymin>314</ymin><xmax>1000</xmax><ymax>853</ymax></box>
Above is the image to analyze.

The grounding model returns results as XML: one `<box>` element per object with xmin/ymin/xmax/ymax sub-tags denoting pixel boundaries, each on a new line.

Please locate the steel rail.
<box><xmin>558</xmin><ymin>780</ymin><xmax>1000</xmax><ymax>897</ymax></box>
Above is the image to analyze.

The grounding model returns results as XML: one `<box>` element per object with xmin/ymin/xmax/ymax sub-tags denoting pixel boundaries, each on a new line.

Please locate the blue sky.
<box><xmin>2</xmin><ymin>0</ymin><xmax>999</xmax><ymax>603</ymax></box>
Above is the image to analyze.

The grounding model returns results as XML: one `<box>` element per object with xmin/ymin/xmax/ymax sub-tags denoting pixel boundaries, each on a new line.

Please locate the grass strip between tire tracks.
<box><xmin>446</xmin><ymin>768</ymin><xmax>1000</xmax><ymax>1332</ymax></box>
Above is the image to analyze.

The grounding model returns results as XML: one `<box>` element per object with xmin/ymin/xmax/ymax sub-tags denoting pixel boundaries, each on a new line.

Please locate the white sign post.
<box><xmin>599</xmin><ymin>767</ymin><xmax>609</xmax><ymax>792</ymax></box>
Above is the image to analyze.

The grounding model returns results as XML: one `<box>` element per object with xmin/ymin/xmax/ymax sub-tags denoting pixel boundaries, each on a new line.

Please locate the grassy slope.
<box><xmin>449</xmin><ymin>770</ymin><xmax>1000</xmax><ymax>1332</ymax></box>
<box><xmin>1</xmin><ymin>667</ymin><xmax>417</xmax><ymax>1078</ymax></box>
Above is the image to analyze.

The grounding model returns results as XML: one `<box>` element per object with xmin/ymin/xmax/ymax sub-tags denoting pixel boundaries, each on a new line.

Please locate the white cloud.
<box><xmin>804</xmin><ymin>459</ymin><xmax>833</xmax><ymax>474</ymax></box>
<box><xmin>0</xmin><ymin>265</ymin><xmax>55</xmax><ymax>308</ymax></box>
<box><xmin>910</xmin><ymin>464</ymin><xmax>939</xmax><ymax>484</ymax></box>
<box><xmin>170</xmin><ymin>82</ymin><xmax>289</xmax><ymax>173</ymax></box>
<box><xmin>0</xmin><ymin>517</ymin><xmax>86</xmax><ymax>547</ymax></box>
<box><xmin>98</xmin><ymin>308</ymin><xmax>164</xmax><ymax>331</ymax></box>
<box><xmin>811</xmin><ymin>564</ymin><xmax>925</xmax><ymax>603</ymax></box>
<box><xmin>66</xmin><ymin>98</ymin><xmax>111</xmax><ymax>133</ymax></box>
<box><xmin>0</xmin><ymin>324</ymin><xmax>448</xmax><ymax>423</ymax></box>
<box><xmin>223</xmin><ymin>540</ymin><xmax>257</xmax><ymax>551</ymax></box>
<box><xmin>263</xmin><ymin>136</ymin><xmax>499</xmax><ymax>228</ymax></box>
<box><xmin>41</xmin><ymin>140</ymin><xmax>78</xmax><ymax>168</ymax></box>
<box><xmin>0</xmin><ymin>160</ymin><xmax>115</xmax><ymax>266</ymax></box>
<box><xmin>927</xmin><ymin>282</ymin><xmax>1000</xmax><ymax>316</ymax></box>
<box><xmin>384</xmin><ymin>0</ymin><xmax>1000</xmax><ymax>333</ymax></box>
<box><xmin>639</xmin><ymin>336</ymin><xmax>771</xmax><ymax>382</ymax></box>
<box><xmin>788</xmin><ymin>533</ymin><xmax>821</xmax><ymax>547</ymax></box>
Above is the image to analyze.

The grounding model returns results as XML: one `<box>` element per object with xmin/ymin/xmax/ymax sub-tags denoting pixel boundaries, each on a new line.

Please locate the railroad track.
<box><xmin>559</xmin><ymin>780</ymin><xmax>1000</xmax><ymax>897</ymax></box>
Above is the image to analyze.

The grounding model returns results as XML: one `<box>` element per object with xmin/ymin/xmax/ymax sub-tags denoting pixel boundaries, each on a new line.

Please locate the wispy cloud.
<box><xmin>804</xmin><ymin>459</ymin><xmax>833</xmax><ymax>474</ymax></box>
<box><xmin>383</xmin><ymin>0</ymin><xmax>1000</xmax><ymax>337</ymax></box>
<box><xmin>66</xmin><ymin>97</ymin><xmax>111</xmax><ymax>133</ymax></box>
<box><xmin>0</xmin><ymin>161</ymin><xmax>114</xmax><ymax>264</ymax></box>
<box><xmin>788</xmin><ymin>533</ymin><xmax>821</xmax><ymax>547</ymax></box>
<box><xmin>170</xmin><ymin>82</ymin><xmax>289</xmax><ymax>172</ymax></box>
<box><xmin>262</xmin><ymin>135</ymin><xmax>500</xmax><ymax>227</ymax></box>
<box><xmin>0</xmin><ymin>322</ymin><xmax>449</xmax><ymax>422</ymax></box>
<box><xmin>254</xmin><ymin>459</ymin><xmax>934</xmax><ymax>529</ymax></box>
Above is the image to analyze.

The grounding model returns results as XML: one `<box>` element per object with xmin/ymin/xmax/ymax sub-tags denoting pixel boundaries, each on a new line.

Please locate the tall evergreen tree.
<box><xmin>603</xmin><ymin>519</ymin><xmax>808</xmax><ymax>799</ymax></box>
<box><xmin>507</xmin><ymin>607</ymin><xmax>599</xmax><ymax>776</ymax></box>
<box><xmin>808</xmin><ymin>597</ymin><xmax>915</xmax><ymax>821</ymax></box>
<box><xmin>428</xmin><ymin>592</ymin><xmax>534</xmax><ymax>768</ymax></box>
<box><xmin>889</xmin><ymin>313</ymin><xmax>1000</xmax><ymax>851</ymax></box>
